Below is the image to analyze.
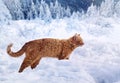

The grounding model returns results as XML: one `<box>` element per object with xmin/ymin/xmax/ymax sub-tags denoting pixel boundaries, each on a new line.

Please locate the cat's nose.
<box><xmin>81</xmin><ymin>42</ymin><xmax>84</xmax><ymax>45</ymax></box>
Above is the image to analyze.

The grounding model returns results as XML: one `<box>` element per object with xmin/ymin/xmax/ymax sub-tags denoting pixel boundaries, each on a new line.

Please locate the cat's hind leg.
<box><xmin>31</xmin><ymin>57</ymin><xmax>41</xmax><ymax>69</ymax></box>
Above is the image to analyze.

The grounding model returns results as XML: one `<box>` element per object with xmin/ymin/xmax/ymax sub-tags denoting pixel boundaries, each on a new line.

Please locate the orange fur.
<box><xmin>7</xmin><ymin>33</ymin><xmax>84</xmax><ymax>73</ymax></box>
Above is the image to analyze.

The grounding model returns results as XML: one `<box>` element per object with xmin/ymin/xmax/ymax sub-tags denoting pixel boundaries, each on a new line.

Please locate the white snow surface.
<box><xmin>0</xmin><ymin>0</ymin><xmax>120</xmax><ymax>83</ymax></box>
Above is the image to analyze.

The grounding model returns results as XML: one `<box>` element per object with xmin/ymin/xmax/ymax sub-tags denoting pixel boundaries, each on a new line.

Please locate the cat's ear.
<box><xmin>73</xmin><ymin>34</ymin><xmax>77</xmax><ymax>41</ymax></box>
<box><xmin>73</xmin><ymin>33</ymin><xmax>80</xmax><ymax>41</ymax></box>
<box><xmin>74</xmin><ymin>33</ymin><xmax>80</xmax><ymax>36</ymax></box>
<box><xmin>75</xmin><ymin>33</ymin><xmax>77</xmax><ymax>36</ymax></box>
<box><xmin>78</xmin><ymin>34</ymin><xmax>80</xmax><ymax>36</ymax></box>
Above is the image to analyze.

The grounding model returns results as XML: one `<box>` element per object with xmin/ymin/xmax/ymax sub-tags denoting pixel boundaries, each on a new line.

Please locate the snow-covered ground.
<box><xmin>0</xmin><ymin>0</ymin><xmax>120</xmax><ymax>83</ymax></box>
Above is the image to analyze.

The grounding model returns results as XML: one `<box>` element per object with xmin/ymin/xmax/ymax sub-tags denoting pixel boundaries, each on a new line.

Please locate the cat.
<box><xmin>7</xmin><ymin>33</ymin><xmax>84</xmax><ymax>73</ymax></box>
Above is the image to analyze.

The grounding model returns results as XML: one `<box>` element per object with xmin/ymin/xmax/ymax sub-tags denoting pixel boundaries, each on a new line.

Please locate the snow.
<box><xmin>0</xmin><ymin>0</ymin><xmax>11</xmax><ymax>23</ymax></box>
<box><xmin>0</xmin><ymin>0</ymin><xmax>120</xmax><ymax>83</ymax></box>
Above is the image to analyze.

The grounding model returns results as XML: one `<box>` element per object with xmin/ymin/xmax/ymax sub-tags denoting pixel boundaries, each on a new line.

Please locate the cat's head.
<box><xmin>71</xmin><ymin>33</ymin><xmax>84</xmax><ymax>46</ymax></box>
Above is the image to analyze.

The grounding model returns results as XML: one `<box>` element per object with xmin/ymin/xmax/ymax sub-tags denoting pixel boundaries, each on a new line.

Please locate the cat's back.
<box><xmin>41</xmin><ymin>38</ymin><xmax>62</xmax><ymax>49</ymax></box>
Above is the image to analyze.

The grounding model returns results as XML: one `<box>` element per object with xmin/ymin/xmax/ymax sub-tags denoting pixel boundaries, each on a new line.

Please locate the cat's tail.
<box><xmin>7</xmin><ymin>43</ymin><xmax>26</xmax><ymax>57</ymax></box>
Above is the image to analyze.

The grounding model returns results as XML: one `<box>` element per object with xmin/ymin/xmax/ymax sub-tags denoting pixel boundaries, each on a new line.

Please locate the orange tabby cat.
<box><xmin>7</xmin><ymin>33</ymin><xmax>84</xmax><ymax>73</ymax></box>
